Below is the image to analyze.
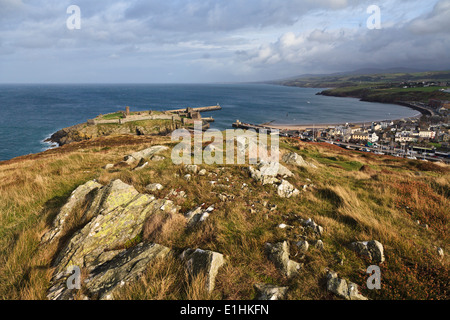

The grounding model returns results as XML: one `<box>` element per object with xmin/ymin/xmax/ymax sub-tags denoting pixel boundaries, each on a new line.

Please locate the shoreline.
<box><xmin>261</xmin><ymin>88</ymin><xmax>427</xmax><ymax>131</ymax></box>
<box><xmin>261</xmin><ymin>112</ymin><xmax>422</xmax><ymax>131</ymax></box>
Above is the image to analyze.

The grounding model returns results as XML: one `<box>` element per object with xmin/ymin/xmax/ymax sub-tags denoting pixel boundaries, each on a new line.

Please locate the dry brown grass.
<box><xmin>113</xmin><ymin>254</ymin><xmax>184</xmax><ymax>300</ymax></box>
<box><xmin>0</xmin><ymin>134</ymin><xmax>448</xmax><ymax>300</ymax></box>
<box><xmin>143</xmin><ymin>212</ymin><xmax>187</xmax><ymax>247</ymax></box>
<box><xmin>0</xmin><ymin>135</ymin><xmax>172</xmax><ymax>299</ymax></box>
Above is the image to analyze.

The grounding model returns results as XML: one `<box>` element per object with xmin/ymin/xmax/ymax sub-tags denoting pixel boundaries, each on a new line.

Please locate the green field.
<box><xmin>100</xmin><ymin>112</ymin><xmax>125</xmax><ymax>120</ymax></box>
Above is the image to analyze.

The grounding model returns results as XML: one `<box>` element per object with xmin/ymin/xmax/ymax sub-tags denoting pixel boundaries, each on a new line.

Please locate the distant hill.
<box><xmin>270</xmin><ymin>69</ymin><xmax>450</xmax><ymax>89</ymax></box>
<box><xmin>277</xmin><ymin>67</ymin><xmax>426</xmax><ymax>82</ymax></box>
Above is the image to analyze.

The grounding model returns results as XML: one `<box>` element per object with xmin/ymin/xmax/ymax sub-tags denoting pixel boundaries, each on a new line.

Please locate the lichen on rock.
<box><xmin>44</xmin><ymin>179</ymin><xmax>179</xmax><ymax>300</ymax></box>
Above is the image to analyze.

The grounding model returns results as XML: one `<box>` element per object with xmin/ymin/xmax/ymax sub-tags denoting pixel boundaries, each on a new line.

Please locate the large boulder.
<box><xmin>45</xmin><ymin>179</ymin><xmax>179</xmax><ymax>300</ymax></box>
<box><xmin>350</xmin><ymin>240</ymin><xmax>385</xmax><ymax>263</ymax></box>
<box><xmin>180</xmin><ymin>248</ymin><xmax>225</xmax><ymax>293</ymax></box>
<box><xmin>265</xmin><ymin>241</ymin><xmax>302</xmax><ymax>278</ymax></box>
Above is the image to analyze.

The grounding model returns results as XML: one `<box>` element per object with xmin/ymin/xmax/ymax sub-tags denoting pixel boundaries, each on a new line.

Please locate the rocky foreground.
<box><xmin>39</xmin><ymin>144</ymin><xmax>395</xmax><ymax>301</ymax></box>
<box><xmin>1</xmin><ymin>132</ymin><xmax>447</xmax><ymax>300</ymax></box>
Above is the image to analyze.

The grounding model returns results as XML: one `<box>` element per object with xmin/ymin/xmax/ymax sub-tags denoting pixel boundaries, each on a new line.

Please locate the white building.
<box><xmin>419</xmin><ymin>131</ymin><xmax>436</xmax><ymax>139</ymax></box>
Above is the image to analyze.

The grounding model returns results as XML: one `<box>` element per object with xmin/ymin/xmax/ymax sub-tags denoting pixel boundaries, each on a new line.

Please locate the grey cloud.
<box><xmin>409</xmin><ymin>0</ymin><xmax>450</xmax><ymax>34</ymax></box>
<box><xmin>0</xmin><ymin>0</ymin><xmax>448</xmax><ymax>83</ymax></box>
<box><xmin>124</xmin><ymin>0</ymin><xmax>366</xmax><ymax>32</ymax></box>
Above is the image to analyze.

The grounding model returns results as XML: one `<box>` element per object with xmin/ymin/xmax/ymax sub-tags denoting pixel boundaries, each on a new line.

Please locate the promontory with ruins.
<box><xmin>48</xmin><ymin>105</ymin><xmax>222</xmax><ymax>146</ymax></box>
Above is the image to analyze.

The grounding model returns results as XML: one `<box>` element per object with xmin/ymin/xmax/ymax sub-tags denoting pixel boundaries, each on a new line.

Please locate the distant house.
<box><xmin>351</xmin><ymin>132</ymin><xmax>369</xmax><ymax>142</ymax></box>
<box><xmin>369</xmin><ymin>133</ymin><xmax>380</xmax><ymax>143</ymax></box>
<box><xmin>419</xmin><ymin>131</ymin><xmax>436</xmax><ymax>139</ymax></box>
<box><xmin>372</xmin><ymin>123</ymin><xmax>382</xmax><ymax>131</ymax></box>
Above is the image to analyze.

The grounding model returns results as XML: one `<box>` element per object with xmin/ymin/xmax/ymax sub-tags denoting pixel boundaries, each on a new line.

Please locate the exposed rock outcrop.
<box><xmin>42</xmin><ymin>180</ymin><xmax>102</xmax><ymax>243</ymax></box>
<box><xmin>180</xmin><ymin>248</ymin><xmax>225</xmax><ymax>293</ymax></box>
<box><xmin>48</xmin><ymin>120</ymin><xmax>176</xmax><ymax>146</ymax></box>
<box><xmin>125</xmin><ymin>146</ymin><xmax>169</xmax><ymax>165</ymax></box>
<box><xmin>326</xmin><ymin>270</ymin><xmax>368</xmax><ymax>300</ymax></box>
<box><xmin>299</xmin><ymin>218</ymin><xmax>324</xmax><ymax>236</ymax></box>
<box><xmin>44</xmin><ymin>179</ymin><xmax>179</xmax><ymax>300</ymax></box>
<box><xmin>282</xmin><ymin>152</ymin><xmax>317</xmax><ymax>168</ymax></box>
<box><xmin>265</xmin><ymin>241</ymin><xmax>302</xmax><ymax>278</ymax></box>
<box><xmin>277</xmin><ymin>180</ymin><xmax>300</xmax><ymax>198</ymax></box>
<box><xmin>350</xmin><ymin>240</ymin><xmax>385</xmax><ymax>263</ymax></box>
<box><xmin>85</xmin><ymin>242</ymin><xmax>170</xmax><ymax>300</ymax></box>
<box><xmin>249</xmin><ymin>161</ymin><xmax>294</xmax><ymax>185</ymax></box>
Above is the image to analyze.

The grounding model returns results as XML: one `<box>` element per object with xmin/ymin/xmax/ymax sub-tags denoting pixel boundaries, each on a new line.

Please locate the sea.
<box><xmin>0</xmin><ymin>83</ymin><xmax>420</xmax><ymax>161</ymax></box>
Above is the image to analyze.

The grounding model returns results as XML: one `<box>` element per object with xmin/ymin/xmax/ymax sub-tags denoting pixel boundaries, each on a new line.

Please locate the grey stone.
<box><xmin>85</xmin><ymin>242</ymin><xmax>171</xmax><ymax>300</ymax></box>
<box><xmin>134</xmin><ymin>162</ymin><xmax>149</xmax><ymax>171</ymax></box>
<box><xmin>150</xmin><ymin>155</ymin><xmax>165</xmax><ymax>162</ymax></box>
<box><xmin>277</xmin><ymin>180</ymin><xmax>300</xmax><ymax>198</ymax></box>
<box><xmin>185</xmin><ymin>205</ymin><xmax>215</xmax><ymax>227</ymax></box>
<box><xmin>42</xmin><ymin>180</ymin><xmax>102</xmax><ymax>243</ymax></box>
<box><xmin>437</xmin><ymin>247</ymin><xmax>444</xmax><ymax>259</ymax></box>
<box><xmin>145</xmin><ymin>183</ymin><xmax>164</xmax><ymax>192</ymax></box>
<box><xmin>127</xmin><ymin>146</ymin><xmax>169</xmax><ymax>163</ymax></box>
<box><xmin>184</xmin><ymin>165</ymin><xmax>199</xmax><ymax>174</ymax></box>
<box><xmin>350</xmin><ymin>240</ymin><xmax>385</xmax><ymax>263</ymax></box>
<box><xmin>326</xmin><ymin>270</ymin><xmax>368</xmax><ymax>300</ymax></box>
<box><xmin>248</xmin><ymin>161</ymin><xmax>294</xmax><ymax>186</ymax></box>
<box><xmin>296</xmin><ymin>241</ymin><xmax>309</xmax><ymax>253</ymax></box>
<box><xmin>45</xmin><ymin>179</ymin><xmax>179</xmax><ymax>300</ymax></box>
<box><xmin>282</xmin><ymin>152</ymin><xmax>317</xmax><ymax>168</ymax></box>
<box><xmin>180</xmin><ymin>248</ymin><xmax>225</xmax><ymax>293</ymax></box>
<box><xmin>265</xmin><ymin>241</ymin><xmax>302</xmax><ymax>278</ymax></box>
<box><xmin>311</xmin><ymin>240</ymin><xmax>325</xmax><ymax>251</ymax></box>
<box><xmin>300</xmin><ymin>218</ymin><xmax>324</xmax><ymax>236</ymax></box>
<box><xmin>254</xmin><ymin>283</ymin><xmax>289</xmax><ymax>300</ymax></box>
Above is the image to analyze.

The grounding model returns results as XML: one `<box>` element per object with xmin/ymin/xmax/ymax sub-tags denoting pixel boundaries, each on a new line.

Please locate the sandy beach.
<box><xmin>261</xmin><ymin>112</ymin><xmax>423</xmax><ymax>131</ymax></box>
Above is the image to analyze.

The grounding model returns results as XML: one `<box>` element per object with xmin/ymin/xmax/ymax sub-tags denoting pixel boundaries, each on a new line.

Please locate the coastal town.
<box><xmin>234</xmin><ymin>99</ymin><xmax>450</xmax><ymax>163</ymax></box>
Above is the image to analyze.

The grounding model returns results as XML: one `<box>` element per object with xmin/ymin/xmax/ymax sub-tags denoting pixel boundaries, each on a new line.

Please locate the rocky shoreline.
<box><xmin>316</xmin><ymin>90</ymin><xmax>435</xmax><ymax>116</ymax></box>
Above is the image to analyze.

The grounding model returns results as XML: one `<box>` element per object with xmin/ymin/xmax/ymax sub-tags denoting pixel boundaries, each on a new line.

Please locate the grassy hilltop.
<box><xmin>0</xmin><ymin>133</ymin><xmax>448</xmax><ymax>300</ymax></box>
<box><xmin>274</xmin><ymin>70</ymin><xmax>450</xmax><ymax>103</ymax></box>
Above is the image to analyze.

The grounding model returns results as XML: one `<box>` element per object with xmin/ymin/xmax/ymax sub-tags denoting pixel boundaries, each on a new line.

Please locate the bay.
<box><xmin>0</xmin><ymin>83</ymin><xmax>419</xmax><ymax>161</ymax></box>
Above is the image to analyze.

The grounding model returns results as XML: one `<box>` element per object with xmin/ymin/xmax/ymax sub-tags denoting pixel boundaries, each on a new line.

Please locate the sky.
<box><xmin>0</xmin><ymin>0</ymin><xmax>449</xmax><ymax>83</ymax></box>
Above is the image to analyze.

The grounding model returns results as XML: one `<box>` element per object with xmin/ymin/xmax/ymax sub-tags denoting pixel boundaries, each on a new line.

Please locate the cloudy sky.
<box><xmin>0</xmin><ymin>0</ymin><xmax>449</xmax><ymax>83</ymax></box>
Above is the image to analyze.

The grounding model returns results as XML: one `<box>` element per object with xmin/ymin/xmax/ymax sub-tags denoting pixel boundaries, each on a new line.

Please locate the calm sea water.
<box><xmin>0</xmin><ymin>83</ymin><xmax>419</xmax><ymax>161</ymax></box>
